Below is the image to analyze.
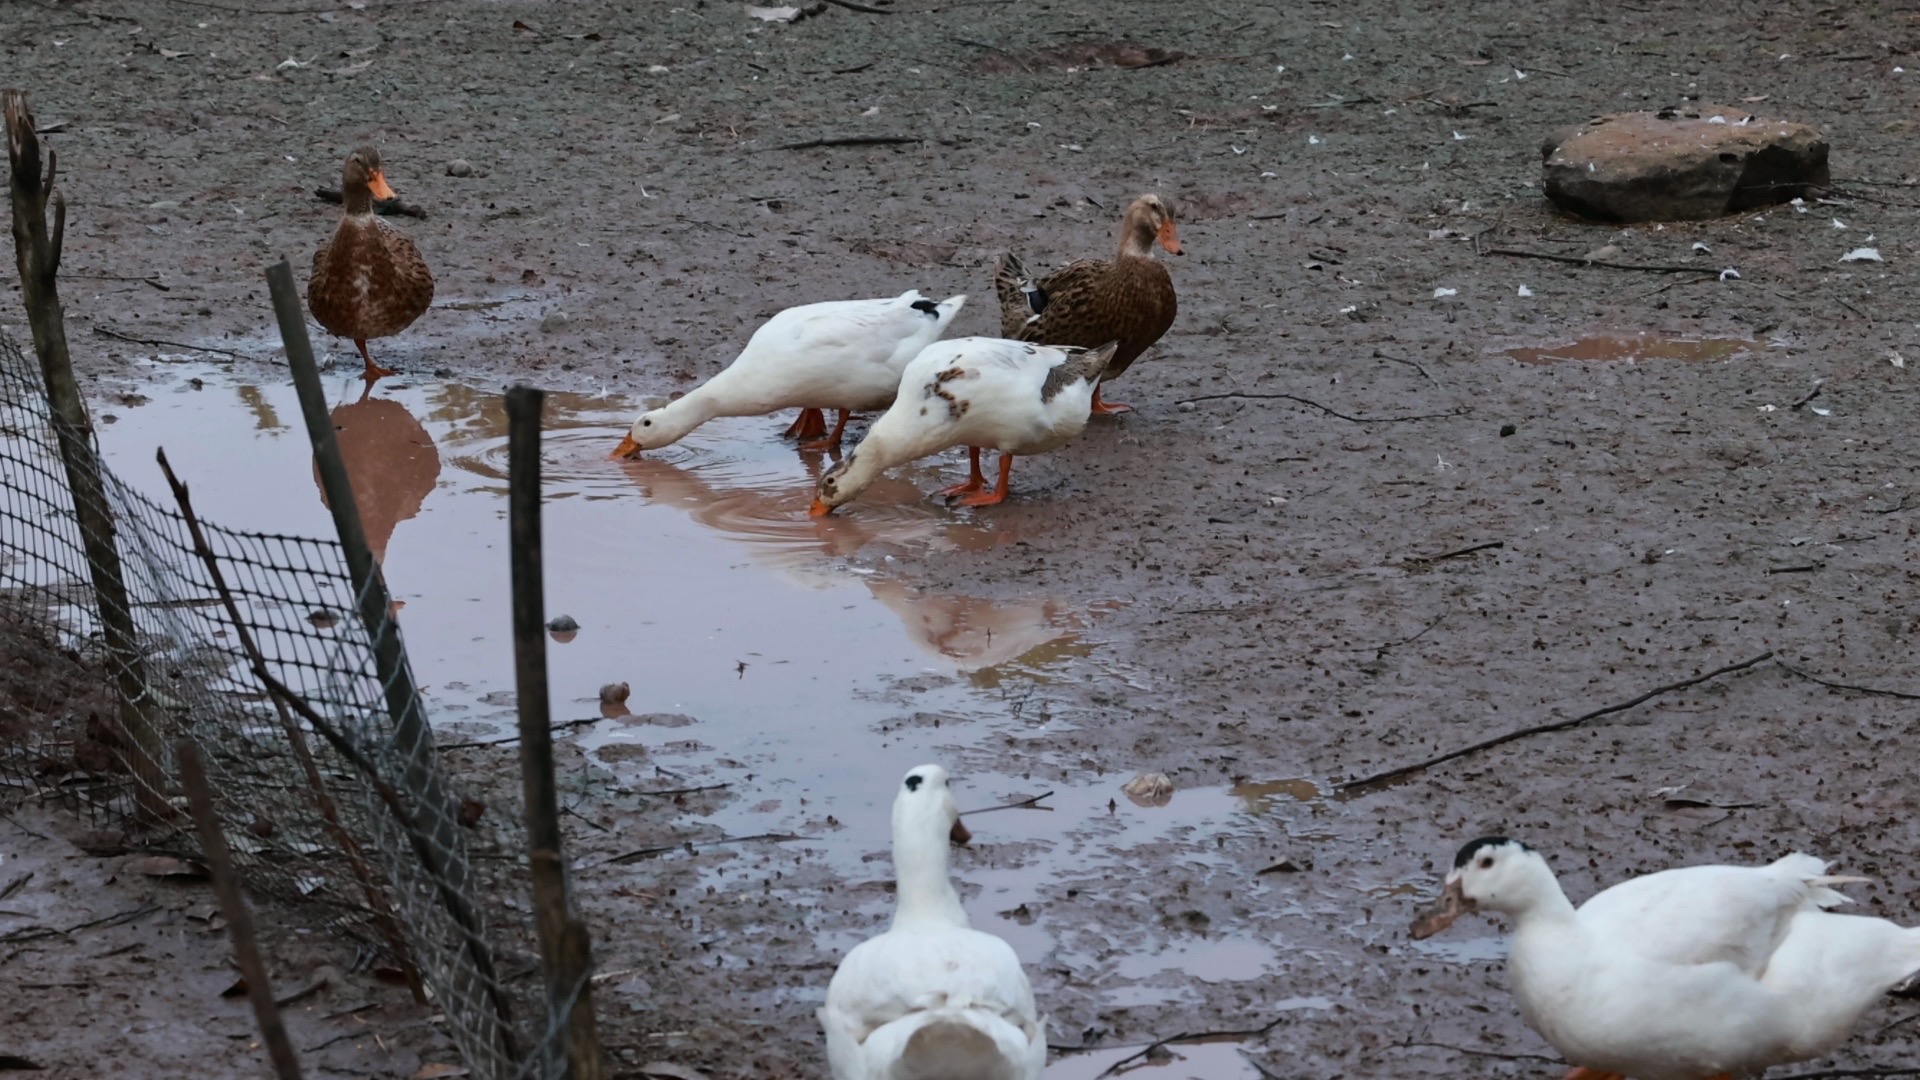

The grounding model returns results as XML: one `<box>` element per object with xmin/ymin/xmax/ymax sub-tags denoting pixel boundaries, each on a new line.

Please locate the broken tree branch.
<box><xmin>1095</xmin><ymin>1016</ymin><xmax>1288</xmax><ymax>1077</ymax></box>
<box><xmin>312</xmin><ymin>187</ymin><xmax>427</xmax><ymax>218</ymax></box>
<box><xmin>1480</xmin><ymin>245</ymin><xmax>1724</xmax><ymax>275</ymax></box>
<box><xmin>763</xmin><ymin>135</ymin><xmax>925</xmax><ymax>152</ymax></box>
<box><xmin>1336</xmin><ymin>651</ymin><xmax>1775</xmax><ymax>791</ymax></box>
<box><xmin>1408</xmin><ymin>540</ymin><xmax>1503</xmax><ymax>563</ymax></box>
<box><xmin>1174</xmin><ymin>392</ymin><xmax>1466</xmax><ymax>423</ymax></box>
<box><xmin>961</xmin><ymin>790</ymin><xmax>1054</xmax><ymax>817</ymax></box>
<box><xmin>1776</xmin><ymin>659</ymin><xmax>1920</xmax><ymax>701</ymax></box>
<box><xmin>178</xmin><ymin>741</ymin><xmax>306</xmax><ymax>1080</ymax></box>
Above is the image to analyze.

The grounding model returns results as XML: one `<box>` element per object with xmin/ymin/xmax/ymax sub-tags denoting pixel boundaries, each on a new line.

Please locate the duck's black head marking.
<box><xmin>912</xmin><ymin>299</ymin><xmax>939</xmax><ymax>316</ymax></box>
<box><xmin>904</xmin><ymin>773</ymin><xmax>924</xmax><ymax>792</ymax></box>
<box><xmin>1453</xmin><ymin>836</ymin><xmax>1529</xmax><ymax>869</ymax></box>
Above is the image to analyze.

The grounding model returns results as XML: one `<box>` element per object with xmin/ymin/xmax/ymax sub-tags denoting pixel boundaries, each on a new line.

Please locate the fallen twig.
<box><xmin>434</xmin><ymin>715</ymin><xmax>606</xmax><ymax>751</ymax></box>
<box><xmin>93</xmin><ymin>326</ymin><xmax>246</xmax><ymax>359</ymax></box>
<box><xmin>1408</xmin><ymin>540</ymin><xmax>1503</xmax><ymax>563</ymax></box>
<box><xmin>1366</xmin><ymin>612</ymin><xmax>1450</xmax><ymax>654</ymax></box>
<box><xmin>1790</xmin><ymin>380</ymin><xmax>1825</xmax><ymax>410</ymax></box>
<box><xmin>961</xmin><ymin>790</ymin><xmax>1053</xmax><ymax>816</ymax></box>
<box><xmin>952</xmin><ymin>36</ymin><xmax>1032</xmax><ymax>72</ymax></box>
<box><xmin>312</xmin><ymin>187</ymin><xmax>427</xmax><ymax>219</ymax></box>
<box><xmin>1336</xmin><ymin>651</ymin><xmax>1775</xmax><ymax>791</ymax></box>
<box><xmin>1776</xmin><ymin>660</ymin><xmax>1920</xmax><ymax>701</ymax></box>
<box><xmin>1175</xmin><ymin>392</ymin><xmax>1465</xmax><ymax>423</ymax></box>
<box><xmin>634</xmin><ymin>783</ymin><xmax>730</xmax><ymax>799</ymax></box>
<box><xmin>763</xmin><ymin>135</ymin><xmax>925</xmax><ymax>152</ymax></box>
<box><xmin>1394</xmin><ymin>1040</ymin><xmax>1559</xmax><ymax>1063</ymax></box>
<box><xmin>1096</xmin><ymin>1016</ymin><xmax>1288</xmax><ymax>1077</ymax></box>
<box><xmin>1765</xmin><ymin>563</ymin><xmax>1822</xmax><ymax>575</ymax></box>
<box><xmin>67</xmin><ymin>271</ymin><xmax>169</xmax><ymax>291</ymax></box>
<box><xmin>1481</xmin><ymin>245</ymin><xmax>1723</xmax><ymax>275</ymax></box>
<box><xmin>820</xmin><ymin>0</ymin><xmax>892</xmax><ymax>11</ymax></box>
<box><xmin>601</xmin><ymin>832</ymin><xmax>806</xmax><ymax>866</ymax></box>
<box><xmin>1374</xmin><ymin>349</ymin><xmax>1439</xmax><ymax>386</ymax></box>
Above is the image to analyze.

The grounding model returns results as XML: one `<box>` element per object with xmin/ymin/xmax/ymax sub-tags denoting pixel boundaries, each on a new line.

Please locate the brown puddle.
<box><xmin>1504</xmin><ymin>334</ymin><xmax>1761</xmax><ymax>365</ymax></box>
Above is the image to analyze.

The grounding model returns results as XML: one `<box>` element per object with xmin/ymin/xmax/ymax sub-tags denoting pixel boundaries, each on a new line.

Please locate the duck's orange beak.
<box><xmin>807</xmin><ymin>497</ymin><xmax>834</xmax><ymax>518</ymax></box>
<box><xmin>611</xmin><ymin>434</ymin><xmax>641</xmax><ymax>460</ymax></box>
<box><xmin>1158</xmin><ymin>220</ymin><xmax>1184</xmax><ymax>256</ymax></box>
<box><xmin>368</xmin><ymin>171</ymin><xmax>396</xmax><ymax>201</ymax></box>
<box><xmin>1409</xmin><ymin>878</ymin><xmax>1469</xmax><ymax>940</ymax></box>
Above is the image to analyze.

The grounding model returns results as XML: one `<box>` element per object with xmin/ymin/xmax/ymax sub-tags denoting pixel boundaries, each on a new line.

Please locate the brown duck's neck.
<box><xmin>342</xmin><ymin>180</ymin><xmax>375</xmax><ymax>216</ymax></box>
<box><xmin>1116</xmin><ymin>219</ymin><xmax>1158</xmax><ymax>258</ymax></box>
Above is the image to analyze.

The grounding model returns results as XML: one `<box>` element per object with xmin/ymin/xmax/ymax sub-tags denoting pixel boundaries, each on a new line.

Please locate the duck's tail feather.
<box><xmin>893</xmin><ymin>1012</ymin><xmax>1028</xmax><ymax>1080</ymax></box>
<box><xmin>993</xmin><ymin>253</ymin><xmax>1044</xmax><ymax>335</ymax></box>
<box><xmin>1774</xmin><ymin>851</ymin><xmax>1872</xmax><ymax>908</ymax></box>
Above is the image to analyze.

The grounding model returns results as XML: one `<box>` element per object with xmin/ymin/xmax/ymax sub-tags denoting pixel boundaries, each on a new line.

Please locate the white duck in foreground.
<box><xmin>613</xmin><ymin>290</ymin><xmax>965</xmax><ymax>457</ymax></box>
<box><xmin>818</xmin><ymin>765</ymin><xmax>1046</xmax><ymax>1080</ymax></box>
<box><xmin>1411</xmin><ymin>836</ymin><xmax>1920</xmax><ymax>1080</ymax></box>
<box><xmin>808</xmin><ymin>337</ymin><xmax>1117</xmax><ymax>515</ymax></box>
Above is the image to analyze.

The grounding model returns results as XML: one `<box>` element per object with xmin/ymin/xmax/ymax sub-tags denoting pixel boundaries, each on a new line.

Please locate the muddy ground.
<box><xmin>6</xmin><ymin>0</ymin><xmax>1920</xmax><ymax>1076</ymax></box>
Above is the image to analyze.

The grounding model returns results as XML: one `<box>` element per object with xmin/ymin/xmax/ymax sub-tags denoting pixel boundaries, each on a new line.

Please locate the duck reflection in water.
<box><xmin>313</xmin><ymin>381</ymin><xmax>442</xmax><ymax>564</ymax></box>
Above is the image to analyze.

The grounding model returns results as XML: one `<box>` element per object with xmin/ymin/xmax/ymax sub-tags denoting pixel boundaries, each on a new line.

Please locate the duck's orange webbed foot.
<box><xmin>937</xmin><ymin>446</ymin><xmax>988</xmax><ymax>498</ymax></box>
<box><xmin>783</xmin><ymin>408</ymin><xmax>829</xmax><ymax>439</ymax></box>
<box><xmin>1089</xmin><ymin>386</ymin><xmax>1132</xmax><ymax>415</ymax></box>
<box><xmin>356</xmin><ymin>340</ymin><xmax>396</xmax><ymax>380</ymax></box>
<box><xmin>798</xmin><ymin>409</ymin><xmax>852</xmax><ymax>453</ymax></box>
<box><xmin>948</xmin><ymin>452</ymin><xmax>1014</xmax><ymax>508</ymax></box>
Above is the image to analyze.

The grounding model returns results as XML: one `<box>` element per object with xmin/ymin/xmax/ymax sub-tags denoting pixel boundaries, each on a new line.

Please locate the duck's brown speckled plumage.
<box><xmin>308</xmin><ymin>147</ymin><xmax>433</xmax><ymax>379</ymax></box>
<box><xmin>993</xmin><ymin>194</ymin><xmax>1180</xmax><ymax>412</ymax></box>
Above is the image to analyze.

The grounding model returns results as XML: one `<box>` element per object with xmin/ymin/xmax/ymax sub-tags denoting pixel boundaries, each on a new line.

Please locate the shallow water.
<box><xmin>91</xmin><ymin>365</ymin><xmax>1355</xmax><ymax>1041</ymax></box>
<box><xmin>1503</xmin><ymin>334</ymin><xmax>1762</xmax><ymax>365</ymax></box>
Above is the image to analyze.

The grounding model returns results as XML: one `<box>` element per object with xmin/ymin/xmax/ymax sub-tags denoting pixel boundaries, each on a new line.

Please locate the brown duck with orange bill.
<box><xmin>308</xmin><ymin>147</ymin><xmax>434</xmax><ymax>380</ymax></box>
<box><xmin>993</xmin><ymin>193</ymin><xmax>1180</xmax><ymax>415</ymax></box>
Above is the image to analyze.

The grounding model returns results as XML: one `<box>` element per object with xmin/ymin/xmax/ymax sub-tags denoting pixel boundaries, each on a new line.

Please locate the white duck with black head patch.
<box><xmin>1412</xmin><ymin>836</ymin><xmax>1920</xmax><ymax>1080</ymax></box>
<box><xmin>817</xmin><ymin>765</ymin><xmax>1047</xmax><ymax>1080</ymax></box>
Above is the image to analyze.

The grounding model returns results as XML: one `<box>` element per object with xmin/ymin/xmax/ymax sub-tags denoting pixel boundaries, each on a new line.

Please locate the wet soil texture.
<box><xmin>6</xmin><ymin>0</ymin><xmax>1920</xmax><ymax>1077</ymax></box>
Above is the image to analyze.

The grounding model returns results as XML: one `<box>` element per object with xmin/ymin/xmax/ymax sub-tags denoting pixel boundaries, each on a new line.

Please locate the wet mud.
<box><xmin>7</xmin><ymin>0</ymin><xmax>1920</xmax><ymax>1076</ymax></box>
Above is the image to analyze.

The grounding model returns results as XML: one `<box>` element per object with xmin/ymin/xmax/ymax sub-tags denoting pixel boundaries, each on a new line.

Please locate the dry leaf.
<box><xmin>159</xmin><ymin>48</ymin><xmax>189</xmax><ymax>59</ymax></box>
<box><xmin>221</xmin><ymin>976</ymin><xmax>250</xmax><ymax>998</ymax></box>
<box><xmin>414</xmin><ymin>1065</ymin><xmax>470</xmax><ymax>1079</ymax></box>
<box><xmin>128</xmin><ymin>855</ymin><xmax>209</xmax><ymax>880</ymax></box>
<box><xmin>638</xmin><ymin>1064</ymin><xmax>710</xmax><ymax>1080</ymax></box>
<box><xmin>746</xmin><ymin>4</ymin><xmax>804</xmax><ymax>21</ymax></box>
<box><xmin>512</xmin><ymin>19</ymin><xmax>539</xmax><ymax>32</ymax></box>
<box><xmin>1121</xmin><ymin>772</ymin><xmax>1174</xmax><ymax>807</ymax></box>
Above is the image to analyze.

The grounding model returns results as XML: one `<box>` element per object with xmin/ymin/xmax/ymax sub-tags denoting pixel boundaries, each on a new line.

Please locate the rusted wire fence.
<box><xmin>0</xmin><ymin>322</ymin><xmax>582</xmax><ymax>1077</ymax></box>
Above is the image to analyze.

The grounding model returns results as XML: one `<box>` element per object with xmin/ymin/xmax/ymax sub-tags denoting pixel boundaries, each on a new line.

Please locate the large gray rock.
<box><xmin>1542</xmin><ymin>105</ymin><xmax>1829</xmax><ymax>222</ymax></box>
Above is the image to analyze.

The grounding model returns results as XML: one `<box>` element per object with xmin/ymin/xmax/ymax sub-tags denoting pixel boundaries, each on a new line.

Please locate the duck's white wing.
<box><xmin>822</xmin><ymin>926</ymin><xmax>1040</xmax><ymax>1040</ymax></box>
<box><xmin>778</xmin><ymin>293</ymin><xmax>933</xmax><ymax>359</ymax></box>
<box><xmin>1576</xmin><ymin>854</ymin><xmax>1849</xmax><ymax>976</ymax></box>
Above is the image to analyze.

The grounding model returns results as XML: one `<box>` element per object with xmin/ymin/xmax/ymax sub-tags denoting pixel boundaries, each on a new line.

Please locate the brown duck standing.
<box><xmin>308</xmin><ymin>147</ymin><xmax>434</xmax><ymax>380</ymax></box>
<box><xmin>993</xmin><ymin>193</ymin><xmax>1181</xmax><ymax>414</ymax></box>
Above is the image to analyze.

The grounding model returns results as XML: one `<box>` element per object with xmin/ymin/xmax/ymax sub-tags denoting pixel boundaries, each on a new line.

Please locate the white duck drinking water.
<box><xmin>808</xmin><ymin>337</ymin><xmax>1118</xmax><ymax>515</ymax></box>
<box><xmin>818</xmin><ymin>765</ymin><xmax>1047</xmax><ymax>1080</ymax></box>
<box><xmin>612</xmin><ymin>290</ymin><xmax>965</xmax><ymax>457</ymax></box>
<box><xmin>1412</xmin><ymin>836</ymin><xmax>1920</xmax><ymax>1080</ymax></box>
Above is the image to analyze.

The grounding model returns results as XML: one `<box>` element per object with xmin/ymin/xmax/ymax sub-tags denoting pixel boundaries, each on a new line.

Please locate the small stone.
<box><xmin>1541</xmin><ymin>105</ymin><xmax>1828</xmax><ymax>222</ymax></box>
<box><xmin>546</xmin><ymin>614</ymin><xmax>579</xmax><ymax>633</ymax></box>
<box><xmin>1500</xmin><ymin>423</ymin><xmax>1517</xmax><ymax>437</ymax></box>
<box><xmin>446</xmin><ymin>158</ymin><xmax>474</xmax><ymax>177</ymax></box>
<box><xmin>599</xmin><ymin>681</ymin><xmax>631</xmax><ymax>705</ymax></box>
<box><xmin>1177</xmin><ymin>400</ymin><xmax>1197</xmax><ymax>412</ymax></box>
<box><xmin>540</xmin><ymin>310</ymin><xmax>571</xmax><ymax>333</ymax></box>
<box><xmin>1121</xmin><ymin>772</ymin><xmax>1174</xmax><ymax>808</ymax></box>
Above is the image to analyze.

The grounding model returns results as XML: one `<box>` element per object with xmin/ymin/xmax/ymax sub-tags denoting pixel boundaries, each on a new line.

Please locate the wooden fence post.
<box><xmin>4</xmin><ymin>88</ymin><xmax>169</xmax><ymax>822</ymax></box>
<box><xmin>507</xmin><ymin>385</ymin><xmax>604</xmax><ymax>1080</ymax></box>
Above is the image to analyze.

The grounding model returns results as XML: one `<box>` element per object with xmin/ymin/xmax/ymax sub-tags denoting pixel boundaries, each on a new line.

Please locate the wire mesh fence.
<box><xmin>0</xmin><ymin>327</ymin><xmax>578</xmax><ymax>1079</ymax></box>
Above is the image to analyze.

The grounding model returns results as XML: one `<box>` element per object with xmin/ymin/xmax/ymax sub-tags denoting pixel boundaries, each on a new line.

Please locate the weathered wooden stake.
<box><xmin>507</xmin><ymin>385</ymin><xmax>604</xmax><ymax>1080</ymax></box>
<box><xmin>4</xmin><ymin>88</ymin><xmax>169</xmax><ymax>822</ymax></box>
<box><xmin>177</xmin><ymin>740</ymin><xmax>306</xmax><ymax>1080</ymax></box>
